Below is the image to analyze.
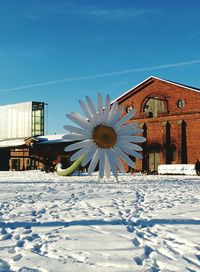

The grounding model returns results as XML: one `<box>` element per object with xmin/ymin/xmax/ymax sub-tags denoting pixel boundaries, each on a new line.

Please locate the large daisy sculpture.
<box><xmin>62</xmin><ymin>93</ymin><xmax>146</xmax><ymax>179</ymax></box>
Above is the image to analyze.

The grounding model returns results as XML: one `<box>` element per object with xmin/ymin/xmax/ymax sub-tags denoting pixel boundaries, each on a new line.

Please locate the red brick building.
<box><xmin>113</xmin><ymin>76</ymin><xmax>200</xmax><ymax>172</ymax></box>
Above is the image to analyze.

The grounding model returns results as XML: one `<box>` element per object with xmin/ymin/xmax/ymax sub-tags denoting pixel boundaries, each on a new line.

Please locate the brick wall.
<box><xmin>116</xmin><ymin>77</ymin><xmax>200</xmax><ymax>172</ymax></box>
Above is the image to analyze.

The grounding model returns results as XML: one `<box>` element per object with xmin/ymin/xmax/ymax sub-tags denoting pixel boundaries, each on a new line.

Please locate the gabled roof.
<box><xmin>112</xmin><ymin>76</ymin><xmax>200</xmax><ymax>103</ymax></box>
<box><xmin>36</xmin><ymin>134</ymin><xmax>71</xmax><ymax>145</ymax></box>
<box><xmin>0</xmin><ymin>138</ymin><xmax>26</xmax><ymax>148</ymax></box>
<box><xmin>0</xmin><ymin>134</ymin><xmax>72</xmax><ymax>148</ymax></box>
<box><xmin>164</xmin><ymin>78</ymin><xmax>200</xmax><ymax>92</ymax></box>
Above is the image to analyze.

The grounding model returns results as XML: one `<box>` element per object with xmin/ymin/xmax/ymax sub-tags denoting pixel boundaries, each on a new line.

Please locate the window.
<box><xmin>143</xmin><ymin>96</ymin><xmax>167</xmax><ymax>118</ymax></box>
<box><xmin>32</xmin><ymin>102</ymin><xmax>44</xmax><ymax>136</ymax></box>
<box><xmin>126</xmin><ymin>105</ymin><xmax>133</xmax><ymax>113</ymax></box>
<box><xmin>177</xmin><ymin>99</ymin><xmax>185</xmax><ymax>109</ymax></box>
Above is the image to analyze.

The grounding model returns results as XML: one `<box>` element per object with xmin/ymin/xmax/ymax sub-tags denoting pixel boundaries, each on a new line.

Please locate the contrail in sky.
<box><xmin>0</xmin><ymin>59</ymin><xmax>200</xmax><ymax>94</ymax></box>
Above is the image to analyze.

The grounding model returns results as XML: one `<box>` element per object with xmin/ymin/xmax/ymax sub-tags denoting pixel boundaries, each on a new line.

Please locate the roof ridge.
<box><xmin>112</xmin><ymin>76</ymin><xmax>200</xmax><ymax>103</ymax></box>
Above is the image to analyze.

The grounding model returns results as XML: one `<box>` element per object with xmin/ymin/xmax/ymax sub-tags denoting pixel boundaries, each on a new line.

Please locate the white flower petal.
<box><xmin>118</xmin><ymin>136</ymin><xmax>145</xmax><ymax>145</ymax></box>
<box><xmin>129</xmin><ymin>136</ymin><xmax>146</xmax><ymax>143</ymax></box>
<box><xmin>86</xmin><ymin>96</ymin><xmax>99</xmax><ymax>124</ymax></box>
<box><xmin>132</xmin><ymin>128</ymin><xmax>144</xmax><ymax>134</ymax></box>
<box><xmin>111</xmin><ymin>148</ymin><xmax>125</xmax><ymax>174</ymax></box>
<box><xmin>116</xmin><ymin>123</ymin><xmax>137</xmax><ymax>132</ymax></box>
<box><xmin>97</xmin><ymin>93</ymin><xmax>104</xmax><ymax>123</ymax></box>
<box><xmin>106</xmin><ymin>149</ymin><xmax>118</xmax><ymax>178</ymax></box>
<box><xmin>70</xmin><ymin>146</ymin><xmax>89</xmax><ymax>161</ymax></box>
<box><xmin>86</xmin><ymin>96</ymin><xmax>97</xmax><ymax>115</ymax></box>
<box><xmin>63</xmin><ymin>133</ymin><xmax>88</xmax><ymax>141</ymax></box>
<box><xmin>104</xmin><ymin>152</ymin><xmax>111</xmax><ymax>178</ymax></box>
<box><xmin>66</xmin><ymin>112</ymin><xmax>92</xmax><ymax>131</ymax></box>
<box><xmin>88</xmin><ymin>148</ymin><xmax>100</xmax><ymax>175</ymax></box>
<box><xmin>82</xmin><ymin>144</ymin><xmax>97</xmax><ymax>166</ymax></box>
<box><xmin>114</xmin><ymin>146</ymin><xmax>135</xmax><ymax>168</ymax></box>
<box><xmin>117</xmin><ymin>144</ymin><xmax>143</xmax><ymax>159</ymax></box>
<box><xmin>109</xmin><ymin>106</ymin><xmax>124</xmax><ymax>125</ymax></box>
<box><xmin>117</xmin><ymin>128</ymin><xmax>144</xmax><ymax>136</ymax></box>
<box><xmin>99</xmin><ymin>149</ymin><xmax>105</xmax><ymax>178</ymax></box>
<box><xmin>107</xmin><ymin>101</ymin><xmax>118</xmax><ymax>125</ymax></box>
<box><xmin>79</xmin><ymin>100</ymin><xmax>94</xmax><ymax>124</ymax></box>
<box><xmin>117</xmin><ymin>140</ymin><xmax>143</xmax><ymax>151</ymax></box>
<box><xmin>114</xmin><ymin>109</ymin><xmax>136</xmax><ymax>129</ymax></box>
<box><xmin>64</xmin><ymin>139</ymin><xmax>92</xmax><ymax>152</ymax></box>
<box><xmin>126</xmin><ymin>148</ymin><xmax>143</xmax><ymax>159</ymax></box>
<box><xmin>63</xmin><ymin>125</ymin><xmax>91</xmax><ymax>136</ymax></box>
<box><xmin>103</xmin><ymin>95</ymin><xmax>110</xmax><ymax>123</ymax></box>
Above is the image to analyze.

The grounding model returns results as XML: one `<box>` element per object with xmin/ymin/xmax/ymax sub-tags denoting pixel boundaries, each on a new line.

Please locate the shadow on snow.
<box><xmin>0</xmin><ymin>219</ymin><xmax>122</xmax><ymax>229</ymax></box>
<box><xmin>0</xmin><ymin>218</ymin><xmax>200</xmax><ymax>229</ymax></box>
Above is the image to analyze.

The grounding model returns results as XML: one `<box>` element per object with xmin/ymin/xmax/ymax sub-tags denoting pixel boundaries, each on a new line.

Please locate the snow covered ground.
<box><xmin>0</xmin><ymin>171</ymin><xmax>200</xmax><ymax>272</ymax></box>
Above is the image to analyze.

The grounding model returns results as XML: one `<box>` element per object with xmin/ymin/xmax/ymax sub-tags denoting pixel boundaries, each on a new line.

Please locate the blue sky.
<box><xmin>0</xmin><ymin>0</ymin><xmax>200</xmax><ymax>134</ymax></box>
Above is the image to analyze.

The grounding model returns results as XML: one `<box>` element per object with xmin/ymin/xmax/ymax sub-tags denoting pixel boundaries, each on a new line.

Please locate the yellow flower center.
<box><xmin>92</xmin><ymin>125</ymin><xmax>117</xmax><ymax>148</ymax></box>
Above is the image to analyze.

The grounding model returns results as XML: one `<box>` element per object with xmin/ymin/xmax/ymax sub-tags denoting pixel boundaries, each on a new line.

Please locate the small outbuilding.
<box><xmin>0</xmin><ymin>135</ymin><xmax>73</xmax><ymax>171</ymax></box>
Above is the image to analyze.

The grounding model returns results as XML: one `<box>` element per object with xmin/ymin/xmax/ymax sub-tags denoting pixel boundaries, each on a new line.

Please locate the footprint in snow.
<box><xmin>134</xmin><ymin>245</ymin><xmax>153</xmax><ymax>266</ymax></box>
<box><xmin>1</xmin><ymin>233</ymin><xmax>12</xmax><ymax>240</ymax></box>
<box><xmin>23</xmin><ymin>229</ymin><xmax>32</xmax><ymax>235</ymax></box>
<box><xmin>0</xmin><ymin>259</ymin><xmax>11</xmax><ymax>272</ymax></box>
<box><xmin>0</xmin><ymin>228</ymin><xmax>7</xmax><ymax>235</ymax></box>
<box><xmin>132</xmin><ymin>237</ymin><xmax>140</xmax><ymax>247</ymax></box>
<box><xmin>13</xmin><ymin>234</ymin><xmax>20</xmax><ymax>240</ymax></box>
<box><xmin>24</xmin><ymin>233</ymin><xmax>40</xmax><ymax>242</ymax></box>
<box><xmin>16</xmin><ymin>239</ymin><xmax>25</xmax><ymax>248</ymax></box>
<box><xmin>12</xmin><ymin>253</ymin><xmax>22</xmax><ymax>261</ymax></box>
<box><xmin>32</xmin><ymin>243</ymin><xmax>42</xmax><ymax>254</ymax></box>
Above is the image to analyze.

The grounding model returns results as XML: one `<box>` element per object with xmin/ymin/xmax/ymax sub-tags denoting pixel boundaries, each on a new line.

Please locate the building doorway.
<box><xmin>11</xmin><ymin>158</ymin><xmax>20</xmax><ymax>171</ymax></box>
<box><xmin>148</xmin><ymin>151</ymin><xmax>160</xmax><ymax>172</ymax></box>
<box><xmin>0</xmin><ymin>149</ymin><xmax>10</xmax><ymax>170</ymax></box>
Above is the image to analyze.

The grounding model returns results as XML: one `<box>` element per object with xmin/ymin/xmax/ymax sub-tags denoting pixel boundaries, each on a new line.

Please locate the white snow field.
<box><xmin>0</xmin><ymin>171</ymin><xmax>200</xmax><ymax>272</ymax></box>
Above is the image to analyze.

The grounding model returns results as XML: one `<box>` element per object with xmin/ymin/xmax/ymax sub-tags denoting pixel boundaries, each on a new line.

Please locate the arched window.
<box><xmin>142</xmin><ymin>95</ymin><xmax>168</xmax><ymax>118</ymax></box>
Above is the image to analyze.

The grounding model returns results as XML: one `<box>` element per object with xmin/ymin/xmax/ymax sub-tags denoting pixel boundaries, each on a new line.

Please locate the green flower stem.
<box><xmin>56</xmin><ymin>154</ymin><xmax>86</xmax><ymax>176</ymax></box>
